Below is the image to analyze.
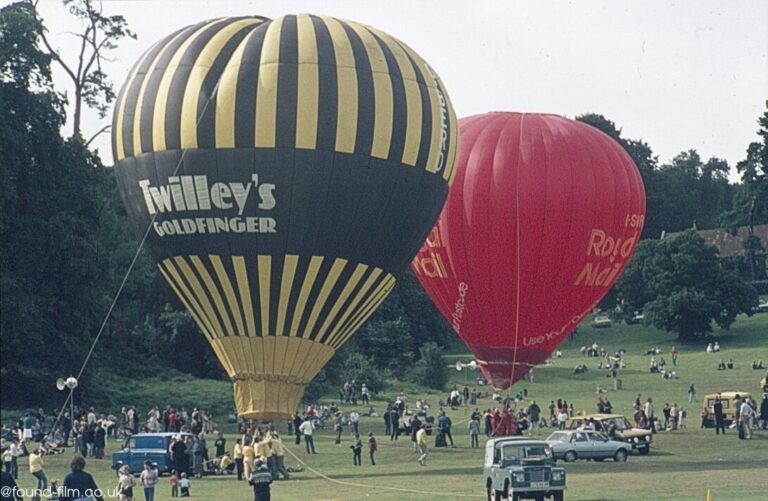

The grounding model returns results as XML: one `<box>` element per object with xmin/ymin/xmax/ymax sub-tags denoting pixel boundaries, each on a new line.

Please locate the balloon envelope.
<box><xmin>113</xmin><ymin>15</ymin><xmax>458</xmax><ymax>418</ymax></box>
<box><xmin>412</xmin><ymin>112</ymin><xmax>645</xmax><ymax>389</ymax></box>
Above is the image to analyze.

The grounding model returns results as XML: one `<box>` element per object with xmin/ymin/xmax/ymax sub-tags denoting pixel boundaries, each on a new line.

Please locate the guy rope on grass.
<box><xmin>282</xmin><ymin>445</ymin><xmax>484</xmax><ymax>498</ymax></box>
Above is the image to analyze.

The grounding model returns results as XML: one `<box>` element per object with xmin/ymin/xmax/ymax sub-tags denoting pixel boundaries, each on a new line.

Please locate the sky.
<box><xmin>26</xmin><ymin>0</ymin><xmax>768</xmax><ymax>180</ymax></box>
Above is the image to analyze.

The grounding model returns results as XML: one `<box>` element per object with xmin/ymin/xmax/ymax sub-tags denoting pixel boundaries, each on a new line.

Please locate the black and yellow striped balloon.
<box><xmin>113</xmin><ymin>14</ymin><xmax>457</xmax><ymax>419</ymax></box>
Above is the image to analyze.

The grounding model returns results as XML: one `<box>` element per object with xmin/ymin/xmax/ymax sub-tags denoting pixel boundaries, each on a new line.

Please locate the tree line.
<box><xmin>1</xmin><ymin>1</ymin><xmax>766</xmax><ymax>407</ymax></box>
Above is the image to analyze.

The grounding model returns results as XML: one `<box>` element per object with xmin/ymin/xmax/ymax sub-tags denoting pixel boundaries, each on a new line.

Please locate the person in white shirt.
<box><xmin>298</xmin><ymin>419</ymin><xmax>316</xmax><ymax>454</ymax></box>
<box><xmin>739</xmin><ymin>401</ymin><xmax>756</xmax><ymax>440</ymax></box>
<box><xmin>349</xmin><ymin>410</ymin><xmax>360</xmax><ymax>435</ymax></box>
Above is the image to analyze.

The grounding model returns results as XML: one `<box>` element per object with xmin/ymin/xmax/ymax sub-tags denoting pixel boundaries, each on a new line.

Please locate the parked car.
<box><xmin>755</xmin><ymin>300</ymin><xmax>768</xmax><ymax>313</ymax></box>
<box><xmin>545</xmin><ymin>430</ymin><xmax>631</xmax><ymax>463</ymax></box>
<box><xmin>702</xmin><ymin>392</ymin><xmax>753</xmax><ymax>427</ymax></box>
<box><xmin>564</xmin><ymin>414</ymin><xmax>651</xmax><ymax>455</ymax></box>
<box><xmin>483</xmin><ymin>437</ymin><xmax>566</xmax><ymax>501</ymax></box>
<box><xmin>626</xmin><ymin>313</ymin><xmax>645</xmax><ymax>325</ymax></box>
<box><xmin>591</xmin><ymin>316</ymin><xmax>612</xmax><ymax>328</ymax></box>
<box><xmin>112</xmin><ymin>432</ymin><xmax>193</xmax><ymax>475</ymax></box>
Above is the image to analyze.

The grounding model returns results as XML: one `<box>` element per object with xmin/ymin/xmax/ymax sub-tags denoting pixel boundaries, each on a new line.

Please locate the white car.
<box><xmin>591</xmin><ymin>316</ymin><xmax>612</xmax><ymax>328</ymax></box>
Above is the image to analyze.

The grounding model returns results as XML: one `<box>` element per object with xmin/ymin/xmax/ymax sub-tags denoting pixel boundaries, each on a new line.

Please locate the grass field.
<box><xmin>4</xmin><ymin>314</ymin><xmax>768</xmax><ymax>500</ymax></box>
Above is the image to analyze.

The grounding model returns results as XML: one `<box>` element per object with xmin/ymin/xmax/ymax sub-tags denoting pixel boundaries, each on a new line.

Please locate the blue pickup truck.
<box><xmin>112</xmin><ymin>433</ymin><xmax>192</xmax><ymax>475</ymax></box>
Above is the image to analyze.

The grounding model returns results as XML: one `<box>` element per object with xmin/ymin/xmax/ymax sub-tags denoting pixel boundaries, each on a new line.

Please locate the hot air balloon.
<box><xmin>113</xmin><ymin>14</ymin><xmax>458</xmax><ymax>419</ymax></box>
<box><xmin>412</xmin><ymin>112</ymin><xmax>645</xmax><ymax>389</ymax></box>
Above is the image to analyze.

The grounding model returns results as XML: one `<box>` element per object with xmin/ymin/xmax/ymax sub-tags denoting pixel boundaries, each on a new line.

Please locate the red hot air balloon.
<box><xmin>412</xmin><ymin>112</ymin><xmax>645</xmax><ymax>389</ymax></box>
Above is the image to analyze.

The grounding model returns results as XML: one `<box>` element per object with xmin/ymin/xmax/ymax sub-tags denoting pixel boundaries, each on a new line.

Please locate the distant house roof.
<box><xmin>685</xmin><ymin>224</ymin><xmax>768</xmax><ymax>258</ymax></box>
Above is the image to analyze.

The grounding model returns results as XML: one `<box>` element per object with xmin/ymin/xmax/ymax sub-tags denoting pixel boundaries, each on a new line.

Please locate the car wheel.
<box><xmin>638</xmin><ymin>445</ymin><xmax>650</xmax><ymax>455</ymax></box>
<box><xmin>486</xmin><ymin>481</ymin><xmax>494</xmax><ymax>501</ymax></box>
<box><xmin>564</xmin><ymin>451</ymin><xmax>577</xmax><ymax>463</ymax></box>
<box><xmin>614</xmin><ymin>449</ymin><xmax>628</xmax><ymax>462</ymax></box>
<box><xmin>553</xmin><ymin>491</ymin><xmax>565</xmax><ymax>501</ymax></box>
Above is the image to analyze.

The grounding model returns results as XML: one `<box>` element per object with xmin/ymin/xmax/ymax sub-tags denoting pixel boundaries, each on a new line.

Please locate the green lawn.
<box><xmin>5</xmin><ymin>314</ymin><xmax>768</xmax><ymax>500</ymax></box>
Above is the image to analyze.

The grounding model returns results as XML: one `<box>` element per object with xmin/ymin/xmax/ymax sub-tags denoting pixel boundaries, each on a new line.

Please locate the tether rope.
<box><xmin>282</xmin><ymin>441</ymin><xmax>484</xmax><ymax>499</ymax></box>
<box><xmin>45</xmin><ymin>55</ymin><xmax>232</xmax><ymax>438</ymax></box>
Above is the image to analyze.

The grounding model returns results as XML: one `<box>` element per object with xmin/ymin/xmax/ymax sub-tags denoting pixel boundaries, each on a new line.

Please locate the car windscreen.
<box><xmin>612</xmin><ymin>417</ymin><xmax>632</xmax><ymax>430</ymax></box>
<box><xmin>546</xmin><ymin>432</ymin><xmax>569</xmax><ymax>442</ymax></box>
<box><xmin>134</xmin><ymin>436</ymin><xmax>167</xmax><ymax>449</ymax></box>
<box><xmin>503</xmin><ymin>445</ymin><xmax>552</xmax><ymax>461</ymax></box>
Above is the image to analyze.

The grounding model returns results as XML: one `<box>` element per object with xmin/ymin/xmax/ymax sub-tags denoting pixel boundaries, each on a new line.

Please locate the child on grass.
<box><xmin>179</xmin><ymin>472</ymin><xmax>190</xmax><ymax>497</ymax></box>
<box><xmin>170</xmin><ymin>470</ymin><xmax>179</xmax><ymax>497</ymax></box>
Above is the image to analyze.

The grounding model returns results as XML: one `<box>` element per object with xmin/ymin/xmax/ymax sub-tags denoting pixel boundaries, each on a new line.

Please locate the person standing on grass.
<box><xmin>243</xmin><ymin>437</ymin><xmax>256</xmax><ymax>479</ymax></box>
<box><xmin>269</xmin><ymin>434</ymin><xmax>290</xmax><ymax>480</ymax></box>
<box><xmin>349</xmin><ymin>409</ymin><xmax>360</xmax><ymax>436</ymax></box>
<box><xmin>416</xmin><ymin>426</ymin><xmax>429</xmax><ymax>466</ymax></box>
<box><xmin>29</xmin><ymin>446</ymin><xmax>48</xmax><ymax>493</ymax></box>
<box><xmin>350</xmin><ymin>434</ymin><xmax>362</xmax><ymax>466</ymax></box>
<box><xmin>60</xmin><ymin>455</ymin><xmax>104</xmax><ymax>501</ymax></box>
<box><xmin>688</xmin><ymin>384</ymin><xmax>697</xmax><ymax>403</ymax></box>
<box><xmin>643</xmin><ymin>398</ymin><xmax>656</xmax><ymax>433</ymax></box>
<box><xmin>215</xmin><ymin>432</ymin><xmax>226</xmax><ymax>459</ymax></box>
<box><xmin>760</xmin><ymin>395</ymin><xmax>768</xmax><ymax>430</ymax></box>
<box><xmin>140</xmin><ymin>460</ymin><xmax>159</xmax><ymax>501</ymax></box>
<box><xmin>1</xmin><ymin>466</ymin><xmax>22</xmax><ymax>501</ymax></box>
<box><xmin>739</xmin><ymin>400</ymin><xmax>756</xmax><ymax>440</ymax></box>
<box><xmin>170</xmin><ymin>470</ymin><xmax>179</xmax><ymax>497</ymax></box>
<box><xmin>670</xmin><ymin>346</ymin><xmax>678</xmax><ymax>366</ymax></box>
<box><xmin>299</xmin><ymin>418</ymin><xmax>316</xmax><ymax>454</ymax></box>
<box><xmin>292</xmin><ymin>415</ymin><xmax>303</xmax><ymax>445</ymax></box>
<box><xmin>469</xmin><ymin>416</ymin><xmax>480</xmax><ymax>448</ymax></box>
<box><xmin>713</xmin><ymin>395</ymin><xmax>726</xmax><ymax>434</ymax></box>
<box><xmin>334</xmin><ymin>412</ymin><xmax>344</xmax><ymax>445</ymax></box>
<box><xmin>179</xmin><ymin>473</ymin><xmax>190</xmax><ymax>497</ymax></box>
<box><xmin>249</xmin><ymin>459</ymin><xmax>272</xmax><ymax>501</ymax></box>
<box><xmin>438</xmin><ymin>411</ymin><xmax>454</xmax><ymax>447</ymax></box>
<box><xmin>389</xmin><ymin>406</ymin><xmax>400</xmax><ymax>440</ymax></box>
<box><xmin>234</xmin><ymin>438</ymin><xmax>244</xmax><ymax>480</ymax></box>
<box><xmin>368</xmin><ymin>432</ymin><xmax>377</xmax><ymax>466</ymax></box>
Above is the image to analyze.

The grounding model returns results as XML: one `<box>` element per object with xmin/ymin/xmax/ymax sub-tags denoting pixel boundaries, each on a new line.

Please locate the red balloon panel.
<box><xmin>413</xmin><ymin>112</ymin><xmax>645</xmax><ymax>389</ymax></box>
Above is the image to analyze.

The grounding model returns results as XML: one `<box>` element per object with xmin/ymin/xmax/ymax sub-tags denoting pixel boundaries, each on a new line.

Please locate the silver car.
<box><xmin>545</xmin><ymin>430</ymin><xmax>630</xmax><ymax>463</ymax></box>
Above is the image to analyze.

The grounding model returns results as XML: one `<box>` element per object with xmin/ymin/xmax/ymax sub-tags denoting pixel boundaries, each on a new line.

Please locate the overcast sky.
<box><xmin>28</xmin><ymin>0</ymin><xmax>768</xmax><ymax>180</ymax></box>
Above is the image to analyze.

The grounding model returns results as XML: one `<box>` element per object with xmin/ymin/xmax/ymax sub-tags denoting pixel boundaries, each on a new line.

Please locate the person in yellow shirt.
<box><xmin>218</xmin><ymin>453</ymin><xmax>232</xmax><ymax>475</ymax></box>
<box><xmin>269</xmin><ymin>434</ymin><xmax>290</xmax><ymax>480</ymax></box>
<box><xmin>242</xmin><ymin>439</ymin><xmax>255</xmax><ymax>480</ymax></box>
<box><xmin>233</xmin><ymin>439</ymin><xmax>244</xmax><ymax>481</ymax></box>
<box><xmin>416</xmin><ymin>427</ymin><xmax>428</xmax><ymax>466</ymax></box>
<box><xmin>29</xmin><ymin>447</ymin><xmax>48</xmax><ymax>491</ymax></box>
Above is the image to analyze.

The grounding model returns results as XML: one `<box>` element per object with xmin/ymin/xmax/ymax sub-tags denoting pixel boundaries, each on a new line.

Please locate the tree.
<box><xmin>617</xmin><ymin>230</ymin><xmax>758</xmax><ymax>341</ymax></box>
<box><xmin>721</xmin><ymin>104</ymin><xmax>768</xmax><ymax>231</ymax></box>
<box><xmin>35</xmin><ymin>0</ymin><xmax>135</xmax><ymax>141</ymax></box>
<box><xmin>411</xmin><ymin>342</ymin><xmax>448</xmax><ymax>390</ymax></box>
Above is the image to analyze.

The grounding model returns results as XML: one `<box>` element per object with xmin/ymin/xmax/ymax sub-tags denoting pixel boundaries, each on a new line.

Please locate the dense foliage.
<box><xmin>1</xmin><ymin>1</ymin><xmax>766</xmax><ymax>409</ymax></box>
<box><xmin>616</xmin><ymin>230</ymin><xmax>758</xmax><ymax>340</ymax></box>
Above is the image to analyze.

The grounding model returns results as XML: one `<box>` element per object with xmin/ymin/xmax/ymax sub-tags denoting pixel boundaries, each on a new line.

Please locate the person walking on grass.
<box><xmin>350</xmin><ymin>434</ymin><xmax>362</xmax><ymax>466</ymax></box>
<box><xmin>117</xmin><ymin>465</ymin><xmax>135</xmax><ymax>501</ymax></box>
<box><xmin>368</xmin><ymin>432</ymin><xmax>378</xmax><ymax>465</ymax></box>
<box><xmin>140</xmin><ymin>460</ymin><xmax>159</xmax><ymax>501</ymax></box>
<box><xmin>416</xmin><ymin>426</ymin><xmax>429</xmax><ymax>466</ymax></box>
